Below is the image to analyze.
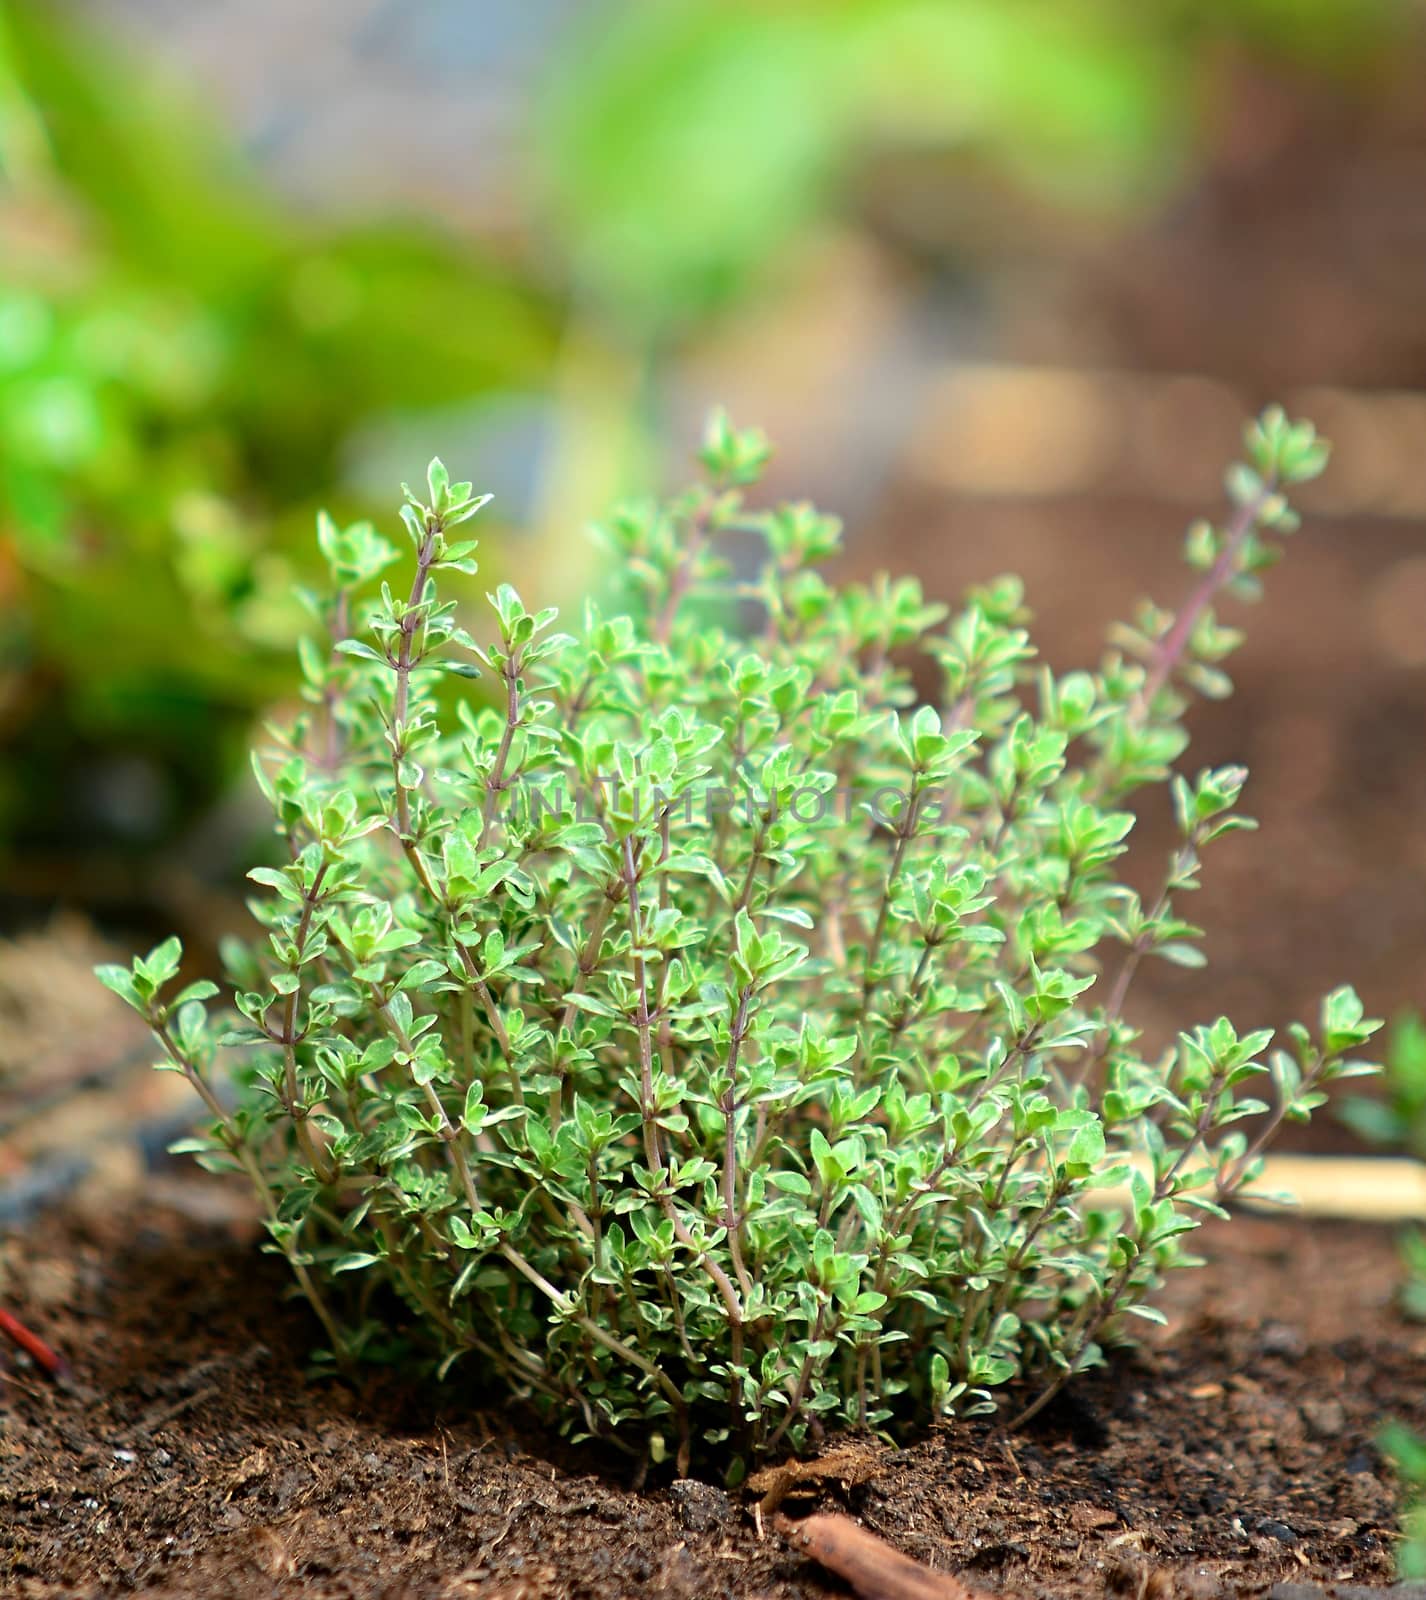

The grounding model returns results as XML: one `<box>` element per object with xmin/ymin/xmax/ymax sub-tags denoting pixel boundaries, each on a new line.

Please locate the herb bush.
<box><xmin>100</xmin><ymin>408</ymin><xmax>1380</xmax><ymax>1475</ymax></box>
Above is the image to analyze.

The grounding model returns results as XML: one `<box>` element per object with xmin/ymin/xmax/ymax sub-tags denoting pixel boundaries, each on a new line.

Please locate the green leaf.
<box><xmin>139</xmin><ymin>937</ymin><xmax>183</xmax><ymax>987</ymax></box>
<box><xmin>173</xmin><ymin>980</ymin><xmax>220</xmax><ymax>1007</ymax></box>
<box><xmin>331</xmin><ymin>1253</ymin><xmax>382</xmax><ymax>1275</ymax></box>
<box><xmin>95</xmin><ymin>964</ymin><xmax>143</xmax><ymax>1011</ymax></box>
<box><xmin>335</xmin><ymin>639</ymin><xmax>386</xmax><ymax>664</ymax></box>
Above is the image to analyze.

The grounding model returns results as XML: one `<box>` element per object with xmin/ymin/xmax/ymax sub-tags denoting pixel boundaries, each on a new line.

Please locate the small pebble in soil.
<box><xmin>1255</xmin><ymin>1518</ymin><xmax>1299</xmax><ymax>1543</ymax></box>
<box><xmin>666</xmin><ymin>1478</ymin><xmax>731</xmax><ymax>1534</ymax></box>
<box><xmin>1180</xmin><ymin>1571</ymin><xmax>1227</xmax><ymax>1600</ymax></box>
<box><xmin>1259</xmin><ymin>1323</ymin><xmax>1307</xmax><ymax>1358</ymax></box>
<box><xmin>1301</xmin><ymin>1398</ymin><xmax>1347</xmax><ymax>1439</ymax></box>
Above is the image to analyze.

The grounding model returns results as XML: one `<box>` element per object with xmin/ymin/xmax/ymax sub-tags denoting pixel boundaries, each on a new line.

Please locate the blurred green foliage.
<box><xmin>537</xmin><ymin>0</ymin><xmax>1404</xmax><ymax>333</ymax></box>
<box><xmin>0</xmin><ymin>0</ymin><xmax>1407</xmax><ymax>901</ymax></box>
<box><xmin>1341</xmin><ymin>1013</ymin><xmax>1426</xmax><ymax>1159</ymax></box>
<box><xmin>0</xmin><ymin>5</ymin><xmax>553</xmax><ymax>870</ymax></box>
<box><xmin>1341</xmin><ymin>1015</ymin><xmax>1426</xmax><ymax>1322</ymax></box>
<box><xmin>527</xmin><ymin>0</ymin><xmax>1405</xmax><ymax>566</ymax></box>
<box><xmin>1383</xmin><ymin>1421</ymin><xmax>1426</xmax><ymax>1578</ymax></box>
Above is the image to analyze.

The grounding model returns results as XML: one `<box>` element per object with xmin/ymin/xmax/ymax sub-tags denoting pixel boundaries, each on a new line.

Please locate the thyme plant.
<box><xmin>100</xmin><ymin>408</ymin><xmax>1379</xmax><ymax>1475</ymax></box>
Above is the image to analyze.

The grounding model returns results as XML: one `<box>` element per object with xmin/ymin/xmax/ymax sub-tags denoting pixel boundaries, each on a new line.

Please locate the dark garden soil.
<box><xmin>2</xmin><ymin>1184</ymin><xmax>1423</xmax><ymax>1600</ymax></box>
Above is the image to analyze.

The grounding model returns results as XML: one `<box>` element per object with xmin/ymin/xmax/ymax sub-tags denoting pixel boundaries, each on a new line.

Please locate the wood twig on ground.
<box><xmin>776</xmin><ymin>1512</ymin><xmax>992</xmax><ymax>1600</ymax></box>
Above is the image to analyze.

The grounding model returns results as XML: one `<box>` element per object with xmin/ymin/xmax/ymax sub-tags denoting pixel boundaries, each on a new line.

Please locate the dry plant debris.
<box><xmin>777</xmin><ymin>1511</ymin><xmax>992</xmax><ymax>1600</ymax></box>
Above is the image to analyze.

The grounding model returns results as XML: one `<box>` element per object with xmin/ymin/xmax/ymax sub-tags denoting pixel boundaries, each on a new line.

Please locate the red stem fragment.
<box><xmin>0</xmin><ymin>1307</ymin><xmax>69</xmax><ymax>1379</ymax></box>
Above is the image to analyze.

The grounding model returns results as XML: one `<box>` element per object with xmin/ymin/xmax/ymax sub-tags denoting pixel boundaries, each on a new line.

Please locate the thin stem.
<box><xmin>765</xmin><ymin>1298</ymin><xmax>832</xmax><ymax>1455</ymax></box>
<box><xmin>622</xmin><ymin>837</ymin><xmax>663</xmax><ymax>1177</ymax></box>
<box><xmin>551</xmin><ymin>889</ymin><xmax>616</xmax><ymax>1128</ymax></box>
<box><xmin>321</xmin><ymin>590</ymin><xmax>351</xmax><ymax>771</ymax></box>
<box><xmin>497</xmin><ymin>1240</ymin><xmax>688</xmax><ymax>1455</ymax></box>
<box><xmin>653</xmin><ymin>499</ymin><xmax>712</xmax><ymax>645</ymax></box>
<box><xmin>721</xmin><ymin>987</ymin><xmax>756</xmax><ymax>1305</ymax></box>
<box><xmin>888</xmin><ymin>935</ymin><xmax>941</xmax><ymax>1035</ymax></box>
<box><xmin>1007</xmin><ymin>1068</ymin><xmax>1227</xmax><ymax>1431</ymax></box>
<box><xmin>322</xmin><ymin>927</ymin><xmax>483</xmax><ymax>1214</ymax></box>
<box><xmin>559</xmin><ymin>894</ymin><xmax>614</xmax><ymax>1034</ymax></box>
<box><xmin>1074</xmin><ymin>830</ymin><xmax>1201</xmax><ymax>1092</ymax></box>
<box><xmin>391</xmin><ymin>523</ymin><xmax>440</xmax><ymax>893</ymax></box>
<box><xmin>279</xmin><ymin>862</ymin><xmax>336</xmax><ymax>1185</ymax></box>
<box><xmin>620</xmin><ymin>834</ymin><xmax>746</xmax><ymax>1365</ymax></box>
<box><xmin>862</xmin><ymin>789</ymin><xmax>922</xmax><ymax>1001</ymax></box>
<box><xmin>478</xmin><ymin>652</ymin><xmax>523</xmax><ymax>849</ymax></box>
<box><xmin>454</xmin><ymin>940</ymin><xmax>520</xmax><ymax>1104</ymax></box>
<box><xmin>1216</xmin><ymin>1054</ymin><xmax>1329</xmax><ymax>1199</ymax></box>
<box><xmin>153</xmin><ymin>1021</ymin><xmax>345</xmax><ymax>1357</ymax></box>
<box><xmin>1129</xmin><ymin>478</ymin><xmax>1276</xmax><ymax>724</ymax></box>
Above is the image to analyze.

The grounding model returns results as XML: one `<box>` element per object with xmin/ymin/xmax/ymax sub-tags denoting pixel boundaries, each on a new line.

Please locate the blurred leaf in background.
<box><xmin>527</xmin><ymin>0</ymin><xmax>1404</xmax><ymax>546</ymax></box>
<box><xmin>1342</xmin><ymin>1012</ymin><xmax>1426</xmax><ymax>1158</ymax></box>
<box><xmin>0</xmin><ymin>0</ymin><xmax>1407</xmax><ymax>933</ymax></box>
<box><xmin>0</xmin><ymin>2</ymin><xmax>554</xmax><ymax>910</ymax></box>
<box><xmin>540</xmin><ymin>0</ymin><xmax>1175</xmax><ymax>328</ymax></box>
<box><xmin>539</xmin><ymin>0</ymin><xmax>1402</xmax><ymax>327</ymax></box>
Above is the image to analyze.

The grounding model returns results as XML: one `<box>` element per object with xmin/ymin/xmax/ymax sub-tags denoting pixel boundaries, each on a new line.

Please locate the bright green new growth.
<box><xmin>100</xmin><ymin>407</ymin><xmax>1379</xmax><ymax>1476</ymax></box>
<box><xmin>1384</xmin><ymin>1423</ymin><xmax>1426</xmax><ymax>1579</ymax></box>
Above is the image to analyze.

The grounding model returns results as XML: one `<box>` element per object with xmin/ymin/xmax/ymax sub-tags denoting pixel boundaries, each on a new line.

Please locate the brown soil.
<box><xmin>869</xmin><ymin>487</ymin><xmax>1426</xmax><ymax>1087</ymax></box>
<box><xmin>1</xmin><ymin>1189</ymin><xmax>1422</xmax><ymax>1600</ymax></box>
